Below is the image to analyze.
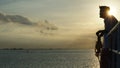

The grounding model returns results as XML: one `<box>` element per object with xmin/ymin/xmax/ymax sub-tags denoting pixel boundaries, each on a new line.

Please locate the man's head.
<box><xmin>99</xmin><ymin>6</ymin><xmax>110</xmax><ymax>18</ymax></box>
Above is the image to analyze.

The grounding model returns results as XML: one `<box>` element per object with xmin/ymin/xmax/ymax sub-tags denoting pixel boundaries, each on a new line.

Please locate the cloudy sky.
<box><xmin>0</xmin><ymin>0</ymin><xmax>120</xmax><ymax>49</ymax></box>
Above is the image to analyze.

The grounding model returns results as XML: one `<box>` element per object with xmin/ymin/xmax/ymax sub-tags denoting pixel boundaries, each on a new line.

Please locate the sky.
<box><xmin>0</xmin><ymin>0</ymin><xmax>120</xmax><ymax>49</ymax></box>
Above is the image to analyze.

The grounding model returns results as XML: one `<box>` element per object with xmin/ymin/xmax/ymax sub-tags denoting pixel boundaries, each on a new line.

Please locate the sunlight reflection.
<box><xmin>108</xmin><ymin>6</ymin><xmax>117</xmax><ymax>16</ymax></box>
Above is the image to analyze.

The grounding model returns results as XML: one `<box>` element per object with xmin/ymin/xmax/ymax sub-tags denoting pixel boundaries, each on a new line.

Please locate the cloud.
<box><xmin>38</xmin><ymin>20</ymin><xmax>58</xmax><ymax>30</ymax></box>
<box><xmin>0</xmin><ymin>12</ymin><xmax>58</xmax><ymax>34</ymax></box>
<box><xmin>0</xmin><ymin>13</ymin><xmax>9</xmax><ymax>22</ymax></box>
<box><xmin>0</xmin><ymin>13</ymin><xmax>33</xmax><ymax>25</ymax></box>
<box><xmin>6</xmin><ymin>15</ymin><xmax>33</xmax><ymax>25</ymax></box>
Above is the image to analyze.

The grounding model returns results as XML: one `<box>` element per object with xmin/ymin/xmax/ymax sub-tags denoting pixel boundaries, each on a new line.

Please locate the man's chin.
<box><xmin>100</xmin><ymin>16</ymin><xmax>102</xmax><ymax>18</ymax></box>
<box><xmin>100</xmin><ymin>16</ymin><xmax>104</xmax><ymax>18</ymax></box>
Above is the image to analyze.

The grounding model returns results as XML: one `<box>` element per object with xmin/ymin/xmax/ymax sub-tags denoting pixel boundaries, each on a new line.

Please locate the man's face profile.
<box><xmin>100</xmin><ymin>9</ymin><xmax>106</xmax><ymax>18</ymax></box>
<box><xmin>99</xmin><ymin>6</ymin><xmax>110</xmax><ymax>18</ymax></box>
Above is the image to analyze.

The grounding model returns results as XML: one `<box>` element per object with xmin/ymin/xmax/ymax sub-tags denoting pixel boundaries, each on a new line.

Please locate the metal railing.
<box><xmin>107</xmin><ymin>22</ymin><xmax>120</xmax><ymax>37</ymax></box>
<box><xmin>106</xmin><ymin>22</ymin><xmax>120</xmax><ymax>55</ymax></box>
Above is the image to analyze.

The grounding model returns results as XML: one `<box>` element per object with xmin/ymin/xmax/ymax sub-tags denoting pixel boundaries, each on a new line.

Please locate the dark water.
<box><xmin>0</xmin><ymin>49</ymin><xmax>99</xmax><ymax>68</ymax></box>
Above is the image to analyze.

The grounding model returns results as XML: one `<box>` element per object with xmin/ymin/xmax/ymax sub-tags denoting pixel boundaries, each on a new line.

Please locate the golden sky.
<box><xmin>0</xmin><ymin>0</ymin><xmax>120</xmax><ymax>49</ymax></box>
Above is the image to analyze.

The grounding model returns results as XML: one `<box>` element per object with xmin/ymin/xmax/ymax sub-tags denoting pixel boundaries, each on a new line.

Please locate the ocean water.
<box><xmin>0</xmin><ymin>49</ymin><xmax>99</xmax><ymax>68</ymax></box>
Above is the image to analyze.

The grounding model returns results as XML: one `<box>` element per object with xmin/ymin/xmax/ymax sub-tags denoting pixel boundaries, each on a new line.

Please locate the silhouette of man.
<box><xmin>97</xmin><ymin>6</ymin><xmax>118</xmax><ymax>68</ymax></box>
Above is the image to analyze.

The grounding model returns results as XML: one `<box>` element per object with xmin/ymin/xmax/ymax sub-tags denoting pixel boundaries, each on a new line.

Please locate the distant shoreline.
<box><xmin>0</xmin><ymin>48</ymin><xmax>93</xmax><ymax>50</ymax></box>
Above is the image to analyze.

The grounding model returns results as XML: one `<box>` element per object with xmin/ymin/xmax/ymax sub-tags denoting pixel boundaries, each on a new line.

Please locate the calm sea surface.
<box><xmin>0</xmin><ymin>49</ymin><xmax>99</xmax><ymax>68</ymax></box>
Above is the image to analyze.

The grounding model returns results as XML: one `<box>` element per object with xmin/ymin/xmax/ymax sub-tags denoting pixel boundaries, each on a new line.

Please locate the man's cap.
<box><xmin>99</xmin><ymin>6</ymin><xmax>110</xmax><ymax>11</ymax></box>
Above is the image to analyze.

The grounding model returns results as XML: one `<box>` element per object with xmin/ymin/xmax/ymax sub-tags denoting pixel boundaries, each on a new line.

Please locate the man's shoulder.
<box><xmin>108</xmin><ymin>15</ymin><xmax>117</xmax><ymax>19</ymax></box>
<box><xmin>106</xmin><ymin>15</ymin><xmax>118</xmax><ymax>21</ymax></box>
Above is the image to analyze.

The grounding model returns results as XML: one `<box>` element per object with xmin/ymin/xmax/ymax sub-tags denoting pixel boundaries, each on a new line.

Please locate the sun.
<box><xmin>108</xmin><ymin>6</ymin><xmax>116</xmax><ymax>16</ymax></box>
